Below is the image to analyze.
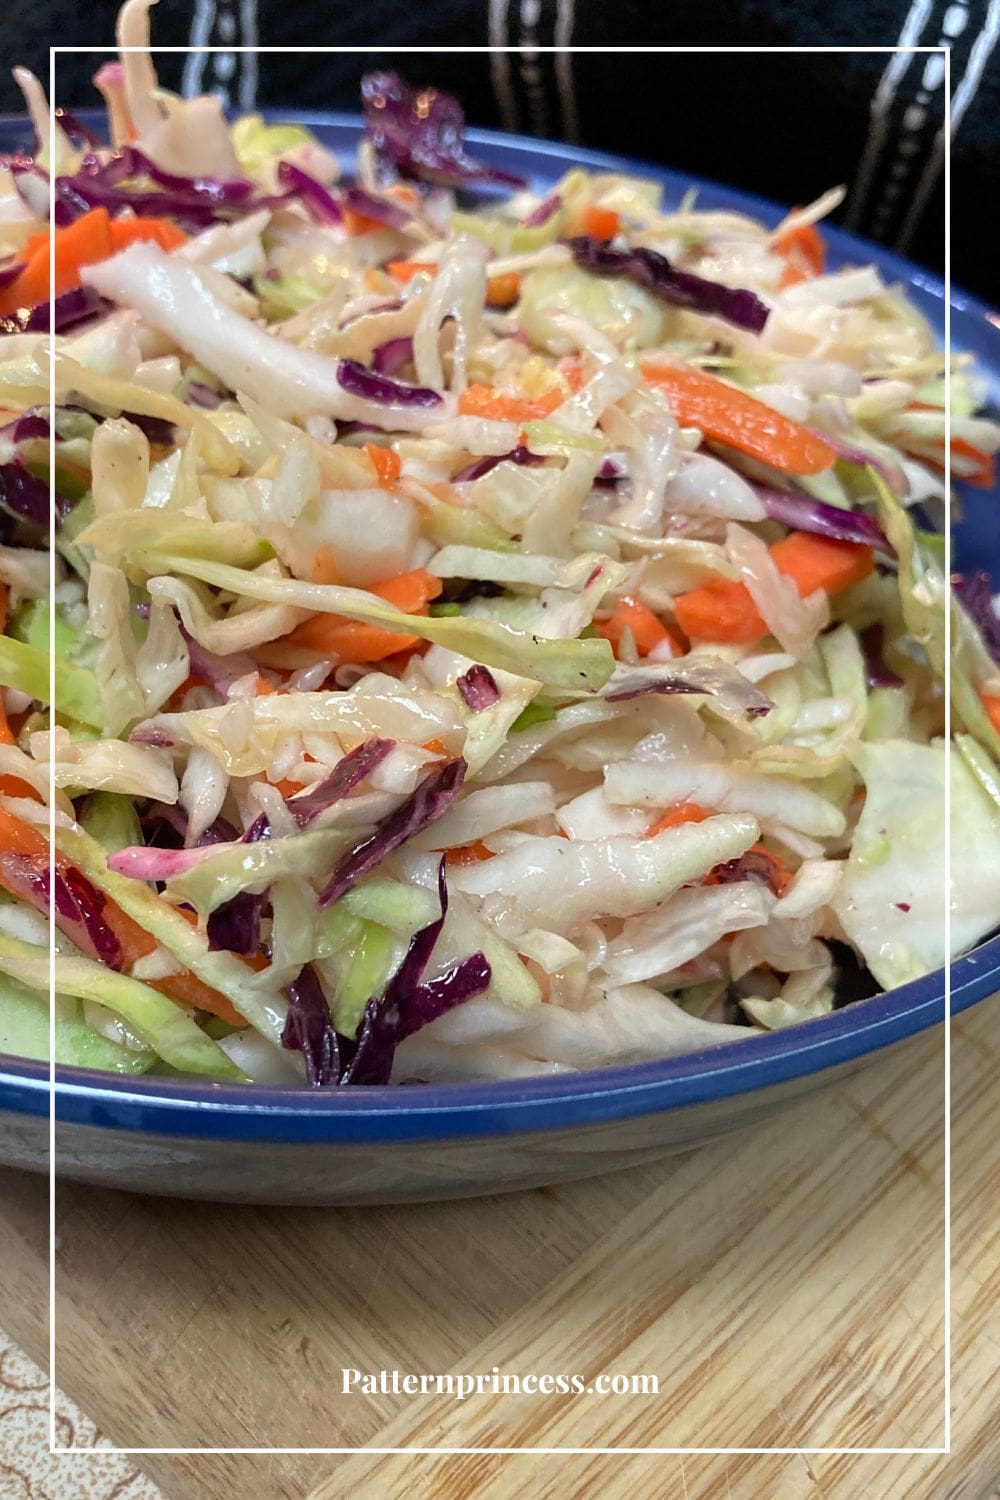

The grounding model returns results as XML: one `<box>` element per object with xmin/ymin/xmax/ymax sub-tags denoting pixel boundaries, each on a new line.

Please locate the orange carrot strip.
<box><xmin>982</xmin><ymin>693</ymin><xmax>1000</xmax><ymax>736</ymax></box>
<box><xmin>457</xmin><ymin>383</ymin><xmax>562</xmax><ymax>424</ymax></box>
<box><xmin>107</xmin><ymin>216</ymin><xmax>188</xmax><ymax>252</ymax></box>
<box><xmin>640</xmin><ymin>362</ymin><xmax>837</xmax><ymax>476</ymax></box>
<box><xmin>582</xmin><ymin>205</ymin><xmax>620</xmax><ymax>242</ymax></box>
<box><xmin>674</xmin><ymin>533</ymin><xmax>874</xmax><ymax>645</ymax></box>
<box><xmin>486</xmin><ymin>271</ymin><xmax>522</xmax><ymax>308</ymax></box>
<box><xmin>775</xmin><ymin>217</ymin><xmax>825</xmax><ymax>289</ymax></box>
<box><xmin>364</xmin><ymin>442</ymin><xmax>401</xmax><ymax>485</ymax></box>
<box><xmin>646</xmin><ymin>803</ymin><xmax>711</xmax><ymax>837</ymax></box>
<box><xmin>386</xmin><ymin>259</ymin><xmax>437</xmax><ymax>282</ymax></box>
<box><xmin>286</xmin><ymin>569</ymin><xmax>443</xmax><ymax>663</ymax></box>
<box><xmin>445</xmin><ymin>840</ymin><xmax>494</xmax><ymax>866</ymax></box>
<box><xmin>0</xmin><ymin>208</ymin><xmax>113</xmax><ymax>314</ymax></box>
<box><xmin>705</xmin><ymin>844</ymin><xmax>793</xmax><ymax>898</ymax></box>
<box><xmin>768</xmin><ymin>531</ymin><xmax>875</xmax><ymax>598</ymax></box>
<box><xmin>342</xmin><ymin>206</ymin><xmax>386</xmax><ymax>236</ymax></box>
<box><xmin>595</xmin><ymin>597</ymin><xmax>682</xmax><ymax>659</ymax></box>
<box><xmin>0</xmin><ymin>693</ymin><xmax>41</xmax><ymax>802</ymax></box>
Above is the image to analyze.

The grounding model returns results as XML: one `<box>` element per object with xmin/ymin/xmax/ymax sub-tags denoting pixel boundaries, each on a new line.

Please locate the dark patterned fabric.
<box><xmin>2</xmin><ymin>0</ymin><xmax>996</xmax><ymax>297</ymax></box>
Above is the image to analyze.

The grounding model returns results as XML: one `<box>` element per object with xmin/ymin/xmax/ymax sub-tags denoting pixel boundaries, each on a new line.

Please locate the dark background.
<box><xmin>2</xmin><ymin>0</ymin><xmax>997</xmax><ymax>300</ymax></box>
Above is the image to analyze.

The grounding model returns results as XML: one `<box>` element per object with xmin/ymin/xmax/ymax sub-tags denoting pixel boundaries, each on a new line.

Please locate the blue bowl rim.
<box><xmin>0</xmin><ymin>109</ymin><xmax>996</xmax><ymax>1143</ymax></box>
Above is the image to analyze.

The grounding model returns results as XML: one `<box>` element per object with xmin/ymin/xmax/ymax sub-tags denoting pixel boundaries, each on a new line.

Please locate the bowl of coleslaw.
<box><xmin>1</xmin><ymin>9</ymin><xmax>998</xmax><ymax>1203</ymax></box>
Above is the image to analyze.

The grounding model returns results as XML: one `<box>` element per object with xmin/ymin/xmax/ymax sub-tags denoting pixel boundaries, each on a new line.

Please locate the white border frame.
<box><xmin>46</xmin><ymin>38</ymin><xmax>953</xmax><ymax>1464</ymax></box>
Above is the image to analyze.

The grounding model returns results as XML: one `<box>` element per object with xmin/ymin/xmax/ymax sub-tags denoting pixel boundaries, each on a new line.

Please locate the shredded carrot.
<box><xmin>0</xmin><ymin>691</ymin><xmax>40</xmax><ymax>802</ymax></box>
<box><xmin>386</xmin><ymin>259</ymin><xmax>437</xmax><ymax>283</ymax></box>
<box><xmin>486</xmin><ymin>271</ymin><xmax>522</xmax><ymax>308</ymax></box>
<box><xmin>286</xmin><ymin>569</ymin><xmax>443</xmax><ymax>662</ymax></box>
<box><xmin>422</xmin><ymin>738</ymin><xmax>450</xmax><ymax>757</ymax></box>
<box><xmin>457</xmin><ymin>383</ymin><xmax>562</xmax><ymax>424</ymax></box>
<box><xmin>639</xmin><ymin>362</ymin><xmax>837</xmax><ymax>476</ymax></box>
<box><xmin>445</xmin><ymin>840</ymin><xmax>494</xmax><ymax>866</ymax></box>
<box><xmin>595</xmin><ymin>597</ymin><xmax>682</xmax><ymax>659</ymax></box>
<box><xmin>582</xmin><ymin>205</ymin><xmax>621</xmax><ymax>242</ymax></box>
<box><xmin>646</xmin><ymin>803</ymin><xmax>711</xmax><ymax>837</ymax></box>
<box><xmin>981</xmin><ymin>693</ymin><xmax>1000</xmax><ymax>736</ymax></box>
<box><xmin>272</xmin><ymin>777</ymin><xmax>306</xmax><ymax>798</ymax></box>
<box><xmin>674</xmin><ymin>532</ymin><xmax>874</xmax><ymax>645</ymax></box>
<box><xmin>107</xmin><ymin>217</ymin><xmax>188</xmax><ymax>252</ymax></box>
<box><xmin>342</xmin><ymin>205</ymin><xmax>387</xmax><ymax>236</ymax></box>
<box><xmin>775</xmin><ymin>216</ymin><xmax>825</xmax><ymax>289</ymax></box>
<box><xmin>364</xmin><ymin>442</ymin><xmax>401</xmax><ymax>485</ymax></box>
<box><xmin>0</xmin><ymin>210</ymin><xmax>188</xmax><ymax>317</ymax></box>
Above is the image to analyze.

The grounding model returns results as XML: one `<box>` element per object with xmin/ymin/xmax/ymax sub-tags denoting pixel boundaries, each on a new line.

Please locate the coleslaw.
<box><xmin>1</xmin><ymin>0</ymin><xmax>999</xmax><ymax>1088</ymax></box>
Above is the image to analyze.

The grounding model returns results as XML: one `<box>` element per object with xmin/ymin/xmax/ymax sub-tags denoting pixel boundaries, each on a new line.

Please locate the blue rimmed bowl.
<box><xmin>1</xmin><ymin>113</ymin><xmax>997</xmax><ymax>1204</ymax></box>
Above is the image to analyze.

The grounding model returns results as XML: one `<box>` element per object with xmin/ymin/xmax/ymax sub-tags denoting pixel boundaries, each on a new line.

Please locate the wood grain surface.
<box><xmin>1</xmin><ymin>1002</ymin><xmax>997</xmax><ymax>1500</ymax></box>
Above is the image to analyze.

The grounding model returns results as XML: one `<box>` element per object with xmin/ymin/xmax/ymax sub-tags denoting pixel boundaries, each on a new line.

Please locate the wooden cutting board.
<box><xmin>1</xmin><ymin>1001</ymin><xmax>997</xmax><ymax>1500</ymax></box>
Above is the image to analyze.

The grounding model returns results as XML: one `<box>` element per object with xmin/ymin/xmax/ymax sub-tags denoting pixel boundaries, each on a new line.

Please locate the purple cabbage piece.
<box><xmin>360</xmin><ymin>71</ymin><xmax>527</xmax><ymax>191</ymax></box>
<box><xmin>0</xmin><ymin>262</ymin><xmax>22</xmax><ymax>293</ymax></box>
<box><xmin>207</xmin><ymin>891</ymin><xmax>265</xmax><ymax>956</ymax></box>
<box><xmin>0</xmin><ymin>413</ymin><xmax>50</xmax><ymax>443</ymax></box>
<box><xmin>755</xmin><ymin>484</ymin><xmax>892</xmax><ymax>552</ymax></box>
<box><xmin>57</xmin><ymin>148</ymin><xmax>259</xmax><ymax>227</ymax></box>
<box><xmin>452</xmin><ymin>445</ymin><xmax>544</xmax><ymax>483</ymax></box>
<box><xmin>53</xmin><ymin>865</ymin><xmax>123</xmax><ymax>969</ymax></box>
<box><xmin>810</xmin><ymin>429</ymin><xmax>906</xmax><ymax>495</ymax></box>
<box><xmin>567</xmin><ymin>236</ymin><xmax>770</xmax><ymax>334</ymax></box>
<box><xmin>0</xmin><ymin>462</ymin><xmax>50</xmax><ymax>528</ymax></box>
<box><xmin>179</xmin><ymin>624</ymin><xmax>258</xmax><ymax>697</ymax></box>
<box><xmin>456</xmin><ymin>664</ymin><xmax>500</xmax><ymax>712</ymax></box>
<box><xmin>953</xmin><ymin>570</ymin><xmax>1000</xmax><ymax>666</ymax></box>
<box><xmin>606</xmin><ymin>664</ymin><xmax>773</xmax><ymax>718</ymax></box>
<box><xmin>521</xmin><ymin>194</ymin><xmax>561</xmax><ymax>228</ymax></box>
<box><xmin>25</xmin><ymin>286</ymin><xmax>107</xmax><ymax>334</ymax></box>
<box><xmin>318</xmin><ymin>756</ymin><xmax>466</xmax><ymax>909</ymax></box>
<box><xmin>122</xmin><ymin>410</ymin><xmax>176</xmax><ymax>445</ymax></box>
<box><xmin>341</xmin><ymin>185</ymin><xmax>411</xmax><ymax>230</ymax></box>
<box><xmin>285</xmin><ymin>737</ymin><xmax>395</xmax><ymax>828</ymax></box>
<box><xmin>337</xmin><ymin>356</ymin><xmax>444</xmax><ymax>409</ymax></box>
<box><xmin>276</xmin><ymin>159</ymin><xmax>342</xmax><ymax>224</ymax></box>
<box><xmin>281</xmin><ymin>964</ymin><xmax>341</xmax><ymax>1086</ymax></box>
<box><xmin>372</xmin><ymin>336</ymin><xmax>414</xmax><ymax>376</ymax></box>
<box><xmin>186</xmin><ymin>381</ymin><xmax>225</xmax><ymax>409</ymax></box>
<box><xmin>860</xmin><ymin>622</ymin><xmax>904</xmax><ymax>689</ymax></box>
<box><xmin>340</xmin><ymin>859</ymin><xmax>491</xmax><ymax>1085</ymax></box>
<box><xmin>54</xmin><ymin>106</ymin><xmax>100</xmax><ymax>147</ymax></box>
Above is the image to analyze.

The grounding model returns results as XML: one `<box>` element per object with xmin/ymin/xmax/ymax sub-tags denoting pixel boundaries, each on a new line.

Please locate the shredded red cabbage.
<box><xmin>281</xmin><ymin>964</ymin><xmax>341</xmax><ymax>1085</ymax></box>
<box><xmin>755</xmin><ymin>484</ymin><xmax>891</xmax><ymax>552</ymax></box>
<box><xmin>186</xmin><ymin>381</ymin><xmax>225</xmax><ymax>409</ymax></box>
<box><xmin>2</xmin><ymin>286</ymin><xmax>107</xmax><ymax>338</ymax></box>
<box><xmin>953</xmin><ymin>570</ymin><xmax>1000</xmax><ymax>665</ymax></box>
<box><xmin>318</xmin><ymin>756</ymin><xmax>466</xmax><ymax>908</ymax></box>
<box><xmin>709</xmin><ymin>849</ymin><xmax>786</xmax><ymax>896</ymax></box>
<box><xmin>0</xmin><ymin>462</ymin><xmax>50</xmax><ymax>528</ymax></box>
<box><xmin>339</xmin><ymin>859</ymin><xmax>491</xmax><ymax>1085</ymax></box>
<box><xmin>452</xmin><ymin>445</ymin><xmax>544</xmax><ymax>483</ymax></box>
<box><xmin>606</xmin><ymin>665</ymin><xmax>773</xmax><ymax>717</ymax></box>
<box><xmin>456</xmin><ymin>664</ymin><xmax>500</xmax><ymax>712</ymax></box>
<box><xmin>286</xmin><ymin>738</ymin><xmax>395</xmax><ymax>827</ymax></box>
<box><xmin>341</xmin><ymin>185</ymin><xmax>411</xmax><ymax>230</ymax></box>
<box><xmin>57</xmin><ymin>148</ymin><xmax>260</xmax><ymax>227</ymax></box>
<box><xmin>207</xmin><ymin>890</ymin><xmax>266</xmax><ymax>956</ymax></box>
<box><xmin>521</xmin><ymin>194</ymin><xmax>561</xmax><ymax>228</ymax></box>
<box><xmin>371</xmin><ymin>336</ymin><xmax>414</xmax><ymax>376</ymax></box>
<box><xmin>809</xmin><ymin>429</ymin><xmax>906</xmax><ymax>495</ymax></box>
<box><xmin>337</xmin><ymin>357</ymin><xmax>444</xmax><ymax>408</ymax></box>
<box><xmin>860</xmin><ymin>622</ymin><xmax>904</xmax><ymax>688</ymax></box>
<box><xmin>0</xmin><ymin>412</ymin><xmax>50</xmax><ymax>444</ymax></box>
<box><xmin>360</xmin><ymin>71</ymin><xmax>526</xmax><ymax>191</ymax></box>
<box><xmin>567</xmin><ymin>237</ymin><xmax>770</xmax><ymax>333</ymax></box>
<box><xmin>0</xmin><ymin>847</ymin><xmax>124</xmax><ymax>969</ymax></box>
<box><xmin>0</xmin><ymin>262</ymin><xmax>22</xmax><ymax>293</ymax></box>
<box><xmin>276</xmin><ymin>160</ymin><xmax>342</xmax><ymax>225</ymax></box>
<box><xmin>54</xmin><ymin>106</ymin><xmax>100</xmax><ymax>148</ymax></box>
